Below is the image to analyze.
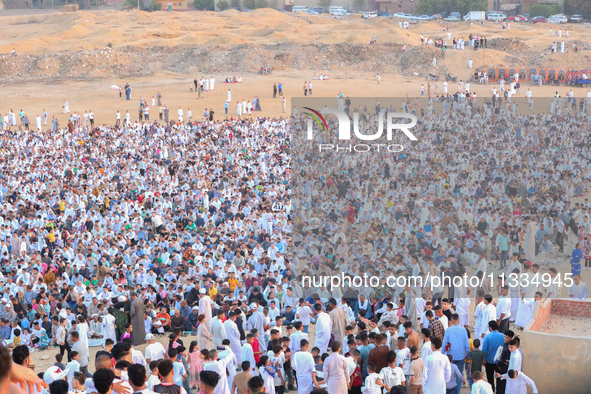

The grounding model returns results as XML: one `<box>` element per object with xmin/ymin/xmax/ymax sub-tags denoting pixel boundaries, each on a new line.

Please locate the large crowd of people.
<box><xmin>0</xmin><ymin>91</ymin><xmax>588</xmax><ymax>394</ymax></box>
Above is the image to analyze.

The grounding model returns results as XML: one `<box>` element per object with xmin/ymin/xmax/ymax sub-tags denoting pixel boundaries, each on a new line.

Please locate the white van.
<box><xmin>292</xmin><ymin>6</ymin><xmax>308</xmax><ymax>12</ymax></box>
<box><xmin>487</xmin><ymin>12</ymin><xmax>506</xmax><ymax>21</ymax></box>
<box><xmin>329</xmin><ymin>6</ymin><xmax>346</xmax><ymax>15</ymax></box>
<box><xmin>363</xmin><ymin>11</ymin><xmax>377</xmax><ymax>18</ymax></box>
<box><xmin>548</xmin><ymin>14</ymin><xmax>567</xmax><ymax>23</ymax></box>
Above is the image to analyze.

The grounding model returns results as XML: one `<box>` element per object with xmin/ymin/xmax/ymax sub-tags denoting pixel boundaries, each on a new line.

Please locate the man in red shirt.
<box><xmin>155</xmin><ymin>307</ymin><xmax>171</xmax><ymax>332</ymax></box>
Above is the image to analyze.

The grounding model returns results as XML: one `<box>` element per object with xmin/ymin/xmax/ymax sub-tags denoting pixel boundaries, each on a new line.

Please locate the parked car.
<box><xmin>507</xmin><ymin>14</ymin><xmax>528</xmax><ymax>21</ymax></box>
<box><xmin>431</xmin><ymin>13</ymin><xmax>443</xmax><ymax>19</ymax></box>
<box><xmin>377</xmin><ymin>11</ymin><xmax>392</xmax><ymax>17</ymax></box>
<box><xmin>570</xmin><ymin>14</ymin><xmax>584</xmax><ymax>22</ymax></box>
<box><xmin>443</xmin><ymin>16</ymin><xmax>460</xmax><ymax>21</ymax></box>
<box><xmin>403</xmin><ymin>13</ymin><xmax>412</xmax><ymax>18</ymax></box>
<box><xmin>305</xmin><ymin>10</ymin><xmax>318</xmax><ymax>15</ymax></box>
<box><xmin>449</xmin><ymin>12</ymin><xmax>461</xmax><ymax>18</ymax></box>
<box><xmin>311</xmin><ymin>7</ymin><xmax>326</xmax><ymax>13</ymax></box>
<box><xmin>487</xmin><ymin>12</ymin><xmax>507</xmax><ymax>21</ymax></box>
<box><xmin>548</xmin><ymin>14</ymin><xmax>567</xmax><ymax>23</ymax></box>
<box><xmin>243</xmin><ymin>8</ymin><xmax>252</xmax><ymax>11</ymax></box>
<box><xmin>417</xmin><ymin>14</ymin><xmax>430</xmax><ymax>20</ymax></box>
<box><xmin>530</xmin><ymin>16</ymin><xmax>547</xmax><ymax>23</ymax></box>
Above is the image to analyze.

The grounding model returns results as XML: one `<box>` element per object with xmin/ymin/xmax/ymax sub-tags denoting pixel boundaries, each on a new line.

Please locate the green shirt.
<box><xmin>467</xmin><ymin>349</ymin><xmax>485</xmax><ymax>373</ymax></box>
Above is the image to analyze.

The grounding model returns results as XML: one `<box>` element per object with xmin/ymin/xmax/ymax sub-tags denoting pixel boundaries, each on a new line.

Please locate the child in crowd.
<box><xmin>466</xmin><ymin>338</ymin><xmax>485</xmax><ymax>388</ymax></box>
<box><xmin>147</xmin><ymin>360</ymin><xmax>161</xmax><ymax>391</ymax></box>
<box><xmin>361</xmin><ymin>363</ymin><xmax>381</xmax><ymax>394</ymax></box>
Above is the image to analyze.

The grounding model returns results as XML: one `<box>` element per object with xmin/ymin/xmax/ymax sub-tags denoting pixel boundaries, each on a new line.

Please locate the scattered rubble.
<box><xmin>0</xmin><ymin>40</ymin><xmax>588</xmax><ymax>84</ymax></box>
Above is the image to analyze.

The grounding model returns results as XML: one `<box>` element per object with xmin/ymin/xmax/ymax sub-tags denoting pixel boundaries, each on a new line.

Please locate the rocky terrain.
<box><xmin>1</xmin><ymin>9</ymin><xmax>591</xmax><ymax>83</ymax></box>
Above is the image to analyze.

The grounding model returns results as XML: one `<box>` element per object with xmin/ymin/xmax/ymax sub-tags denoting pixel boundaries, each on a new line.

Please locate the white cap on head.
<box><xmin>43</xmin><ymin>366</ymin><xmax>68</xmax><ymax>384</ymax></box>
<box><xmin>199</xmin><ymin>288</ymin><xmax>206</xmax><ymax>294</ymax></box>
<box><xmin>145</xmin><ymin>333</ymin><xmax>155</xmax><ymax>340</ymax></box>
<box><xmin>249</xmin><ymin>303</ymin><xmax>257</xmax><ymax>311</ymax></box>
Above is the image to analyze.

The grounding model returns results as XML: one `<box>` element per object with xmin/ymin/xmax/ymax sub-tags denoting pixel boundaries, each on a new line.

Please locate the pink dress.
<box><xmin>188</xmin><ymin>351</ymin><xmax>202</xmax><ymax>386</ymax></box>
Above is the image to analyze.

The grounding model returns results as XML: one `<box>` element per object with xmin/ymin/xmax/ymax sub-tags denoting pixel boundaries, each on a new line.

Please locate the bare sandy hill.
<box><xmin>0</xmin><ymin>9</ymin><xmax>590</xmax><ymax>101</ymax></box>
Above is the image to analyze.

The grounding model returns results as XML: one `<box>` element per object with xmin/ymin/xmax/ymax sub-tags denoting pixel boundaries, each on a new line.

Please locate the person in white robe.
<box><xmin>247</xmin><ymin>304</ymin><xmax>267</xmax><ymax>350</ymax></box>
<box><xmin>323</xmin><ymin>342</ymin><xmax>350</xmax><ymax>394</ymax></box>
<box><xmin>420</xmin><ymin>204</ymin><xmax>429</xmax><ymax>227</ymax></box>
<box><xmin>422</xmin><ymin>339</ymin><xmax>451</xmax><ymax>394</ymax></box>
<box><xmin>198</xmin><ymin>289</ymin><xmax>214</xmax><ymax>330</ymax></box>
<box><xmin>292</xmin><ymin>341</ymin><xmax>315</xmax><ymax>394</ymax></box>
<box><xmin>102</xmin><ymin>308</ymin><xmax>116</xmax><ymax>343</ymax></box>
<box><xmin>36</xmin><ymin>115</ymin><xmax>42</xmax><ymax>130</ymax></box>
<box><xmin>218</xmin><ymin>345</ymin><xmax>237</xmax><ymax>390</ymax></box>
<box><xmin>479</xmin><ymin>299</ymin><xmax>496</xmax><ymax>339</ymax></box>
<box><xmin>210</xmin><ymin>77</ymin><xmax>215</xmax><ymax>90</ymax></box>
<box><xmin>77</xmin><ymin>316</ymin><xmax>89</xmax><ymax>350</ymax></box>
<box><xmin>453</xmin><ymin>279</ymin><xmax>470</xmax><ymax>327</ymax></box>
<box><xmin>496</xmin><ymin>370</ymin><xmax>538</xmax><ymax>394</ymax></box>
<box><xmin>241</xmin><ymin>335</ymin><xmax>258</xmax><ymax>375</ymax></box>
<box><xmin>314</xmin><ymin>304</ymin><xmax>332</xmax><ymax>354</ymax></box>
<box><xmin>508</xmin><ymin>278</ymin><xmax>521</xmax><ymax>323</ymax></box>
<box><xmin>211</xmin><ymin>311</ymin><xmax>227</xmax><ymax>348</ymax></box>
<box><xmin>89</xmin><ymin>315</ymin><xmax>103</xmax><ymax>338</ymax></box>
<box><xmin>473</xmin><ymin>295</ymin><xmax>485</xmax><ymax>337</ymax></box>
<box><xmin>237</xmin><ymin>102</ymin><xmax>242</xmax><ymax>117</ymax></box>
<box><xmin>224</xmin><ymin>312</ymin><xmax>242</xmax><ymax>364</ymax></box>
<box><xmin>203</xmin><ymin>346</ymin><xmax>236</xmax><ymax>394</ymax></box>
<box><xmin>524</xmin><ymin>220</ymin><xmax>536</xmax><ymax>261</ymax></box>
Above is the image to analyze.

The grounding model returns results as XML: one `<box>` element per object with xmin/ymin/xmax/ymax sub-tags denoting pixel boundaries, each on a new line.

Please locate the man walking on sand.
<box><xmin>63</xmin><ymin>99</ymin><xmax>70</xmax><ymax>114</ymax></box>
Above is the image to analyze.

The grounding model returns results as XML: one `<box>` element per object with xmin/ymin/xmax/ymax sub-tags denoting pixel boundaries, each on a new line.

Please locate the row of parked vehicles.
<box><xmin>289</xmin><ymin>7</ymin><xmax>586</xmax><ymax>24</ymax></box>
<box><xmin>484</xmin><ymin>12</ymin><xmax>584</xmax><ymax>23</ymax></box>
<box><xmin>291</xmin><ymin>6</ymin><xmax>353</xmax><ymax>15</ymax></box>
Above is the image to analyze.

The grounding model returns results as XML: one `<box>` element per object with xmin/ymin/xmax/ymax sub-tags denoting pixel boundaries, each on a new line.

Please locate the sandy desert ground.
<box><xmin>1</xmin><ymin>9</ymin><xmax>591</xmax><ymax>122</ymax></box>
